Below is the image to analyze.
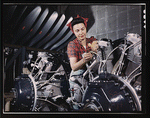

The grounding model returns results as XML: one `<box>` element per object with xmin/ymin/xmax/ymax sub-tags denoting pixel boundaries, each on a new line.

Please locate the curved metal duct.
<box><xmin>3</xmin><ymin>5</ymin><xmax>75</xmax><ymax>51</ymax></box>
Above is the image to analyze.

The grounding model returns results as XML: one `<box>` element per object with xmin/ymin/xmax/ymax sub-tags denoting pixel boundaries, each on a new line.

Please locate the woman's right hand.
<box><xmin>83</xmin><ymin>52</ymin><xmax>93</xmax><ymax>63</ymax></box>
<box><xmin>69</xmin><ymin>52</ymin><xmax>93</xmax><ymax>71</ymax></box>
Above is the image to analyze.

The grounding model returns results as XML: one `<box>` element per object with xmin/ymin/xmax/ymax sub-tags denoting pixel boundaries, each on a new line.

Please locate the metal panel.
<box><xmin>55</xmin><ymin>35</ymin><xmax>76</xmax><ymax>51</ymax></box>
<box><xmin>28</xmin><ymin>11</ymin><xmax>59</xmax><ymax>47</ymax></box>
<box><xmin>107</xmin><ymin>15</ymin><xmax>117</xmax><ymax>32</ymax></box>
<box><xmin>128</xmin><ymin>8</ymin><xmax>141</xmax><ymax>27</ymax></box>
<box><xmin>21</xmin><ymin>8</ymin><xmax>49</xmax><ymax>44</ymax></box>
<box><xmin>12</xmin><ymin>6</ymin><xmax>42</xmax><ymax>44</ymax></box>
<box><xmin>10</xmin><ymin>6</ymin><xmax>27</xmax><ymax>31</ymax></box>
<box><xmin>50</xmin><ymin>30</ymin><xmax>73</xmax><ymax>50</ymax></box>
<box><xmin>118</xmin><ymin>11</ymin><xmax>128</xmax><ymax>29</ymax></box>
<box><xmin>34</xmin><ymin>14</ymin><xmax>66</xmax><ymax>49</ymax></box>
<box><xmin>40</xmin><ymin>17</ymin><xmax>73</xmax><ymax>49</ymax></box>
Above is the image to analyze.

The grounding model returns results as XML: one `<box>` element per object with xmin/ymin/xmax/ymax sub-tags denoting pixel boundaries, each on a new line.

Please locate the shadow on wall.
<box><xmin>65</xmin><ymin>5</ymin><xmax>95</xmax><ymax>32</ymax></box>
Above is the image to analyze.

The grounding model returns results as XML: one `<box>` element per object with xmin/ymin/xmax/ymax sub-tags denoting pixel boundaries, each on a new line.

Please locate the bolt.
<box><xmin>81</xmin><ymin>103</ymin><xmax>84</xmax><ymax>106</ymax></box>
<box><xmin>91</xmin><ymin>100</ymin><xmax>95</xmax><ymax>102</ymax></box>
<box><xmin>120</xmin><ymin>85</ymin><xmax>126</xmax><ymax>90</ymax></box>
<box><xmin>26</xmin><ymin>96</ymin><xmax>31</xmax><ymax>99</ymax></box>
<box><xmin>120</xmin><ymin>87</ymin><xmax>125</xmax><ymax>90</ymax></box>
<box><xmin>125</xmin><ymin>93</ymin><xmax>129</xmax><ymax>96</ymax></box>
<box><xmin>86</xmin><ymin>99</ymin><xmax>89</xmax><ymax>102</ymax></box>
<box><xmin>132</xmin><ymin>108</ymin><xmax>136</xmax><ymax>111</ymax></box>
<box><xmin>129</xmin><ymin>100</ymin><xmax>133</xmax><ymax>103</ymax></box>
<box><xmin>98</xmin><ymin>106</ymin><xmax>102</xmax><ymax>109</ymax></box>
<box><xmin>108</xmin><ymin>108</ymin><xmax>111</xmax><ymax>111</ymax></box>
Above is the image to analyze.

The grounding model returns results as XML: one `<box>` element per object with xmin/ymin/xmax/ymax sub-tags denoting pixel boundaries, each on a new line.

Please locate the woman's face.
<box><xmin>73</xmin><ymin>23</ymin><xmax>87</xmax><ymax>42</ymax></box>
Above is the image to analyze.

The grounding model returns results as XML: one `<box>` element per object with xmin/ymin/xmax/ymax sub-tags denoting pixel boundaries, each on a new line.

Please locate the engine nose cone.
<box><xmin>11</xmin><ymin>74</ymin><xmax>36</xmax><ymax>111</ymax></box>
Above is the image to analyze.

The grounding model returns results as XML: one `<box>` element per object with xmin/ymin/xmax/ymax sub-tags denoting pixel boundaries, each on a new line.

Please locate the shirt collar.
<box><xmin>75</xmin><ymin>38</ymin><xmax>88</xmax><ymax>46</ymax></box>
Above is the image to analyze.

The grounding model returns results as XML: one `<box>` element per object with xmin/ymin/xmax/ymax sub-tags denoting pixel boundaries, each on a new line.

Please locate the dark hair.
<box><xmin>71</xmin><ymin>18</ymin><xmax>85</xmax><ymax>28</ymax></box>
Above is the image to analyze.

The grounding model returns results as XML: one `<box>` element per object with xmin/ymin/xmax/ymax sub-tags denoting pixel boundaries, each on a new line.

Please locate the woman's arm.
<box><xmin>69</xmin><ymin>52</ymin><xmax>93</xmax><ymax>71</ymax></box>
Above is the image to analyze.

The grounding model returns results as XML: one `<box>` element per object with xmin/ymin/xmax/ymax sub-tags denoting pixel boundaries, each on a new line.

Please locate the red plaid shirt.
<box><xmin>67</xmin><ymin>36</ymin><xmax>97</xmax><ymax>61</ymax></box>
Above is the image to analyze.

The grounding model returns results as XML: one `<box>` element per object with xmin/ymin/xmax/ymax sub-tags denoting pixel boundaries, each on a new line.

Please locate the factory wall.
<box><xmin>87</xmin><ymin>5</ymin><xmax>142</xmax><ymax>41</ymax></box>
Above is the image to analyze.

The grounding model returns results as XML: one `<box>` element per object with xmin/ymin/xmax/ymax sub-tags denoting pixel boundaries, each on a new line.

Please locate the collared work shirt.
<box><xmin>67</xmin><ymin>36</ymin><xmax>97</xmax><ymax>62</ymax></box>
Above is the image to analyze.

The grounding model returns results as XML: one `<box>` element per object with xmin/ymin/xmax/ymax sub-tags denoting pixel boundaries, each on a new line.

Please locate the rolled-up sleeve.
<box><xmin>67</xmin><ymin>41</ymin><xmax>77</xmax><ymax>59</ymax></box>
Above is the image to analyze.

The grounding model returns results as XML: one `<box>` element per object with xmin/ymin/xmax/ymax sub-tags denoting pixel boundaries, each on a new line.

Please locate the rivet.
<box><xmin>39</xmin><ymin>31</ymin><xmax>42</xmax><ymax>34</ymax></box>
<box><xmin>129</xmin><ymin>100</ymin><xmax>133</xmax><ymax>103</ymax></box>
<box><xmin>91</xmin><ymin>100</ymin><xmax>94</xmax><ymax>102</ymax></box>
<box><xmin>120</xmin><ymin>87</ymin><xmax>124</xmax><ymax>90</ymax></box>
<box><xmin>86</xmin><ymin>99</ymin><xmax>89</xmax><ymax>102</ymax></box>
<box><xmin>114</xmin><ymin>83</ymin><xmax>119</xmax><ymax>86</ymax></box>
<box><xmin>125</xmin><ymin>93</ymin><xmax>129</xmax><ymax>96</ymax></box>
<box><xmin>22</xmin><ymin>26</ymin><xmax>25</xmax><ymax>30</ymax></box>
<box><xmin>26</xmin><ymin>96</ymin><xmax>31</xmax><ymax>99</ymax></box>
<box><xmin>30</xmin><ymin>28</ymin><xmax>33</xmax><ymax>32</ymax></box>
<box><xmin>132</xmin><ymin>108</ymin><xmax>136</xmax><ymax>111</ymax></box>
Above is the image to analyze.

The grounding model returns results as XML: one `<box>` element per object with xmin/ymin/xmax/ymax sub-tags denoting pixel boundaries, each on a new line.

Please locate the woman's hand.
<box><xmin>83</xmin><ymin>52</ymin><xmax>93</xmax><ymax>63</ymax></box>
<box><xmin>69</xmin><ymin>52</ymin><xmax>93</xmax><ymax>71</ymax></box>
<box><xmin>88</xmin><ymin>41</ymin><xmax>99</xmax><ymax>53</ymax></box>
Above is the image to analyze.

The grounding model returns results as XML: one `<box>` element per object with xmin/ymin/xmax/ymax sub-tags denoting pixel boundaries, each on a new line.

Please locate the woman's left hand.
<box><xmin>88</xmin><ymin>41</ymin><xmax>99</xmax><ymax>53</ymax></box>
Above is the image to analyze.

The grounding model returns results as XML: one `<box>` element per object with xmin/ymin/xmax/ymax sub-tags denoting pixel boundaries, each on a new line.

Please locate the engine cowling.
<box><xmin>82</xmin><ymin>73</ymin><xmax>141</xmax><ymax>111</ymax></box>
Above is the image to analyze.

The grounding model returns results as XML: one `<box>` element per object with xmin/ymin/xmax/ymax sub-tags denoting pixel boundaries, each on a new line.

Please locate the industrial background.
<box><xmin>2</xmin><ymin>4</ymin><xmax>144</xmax><ymax>111</ymax></box>
<box><xmin>87</xmin><ymin>5</ymin><xmax>142</xmax><ymax>40</ymax></box>
<box><xmin>3</xmin><ymin>4</ymin><xmax>143</xmax><ymax>91</ymax></box>
<box><xmin>3</xmin><ymin>4</ymin><xmax>142</xmax><ymax>48</ymax></box>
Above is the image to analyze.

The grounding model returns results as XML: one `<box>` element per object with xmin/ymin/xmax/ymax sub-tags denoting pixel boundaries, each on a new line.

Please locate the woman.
<box><xmin>67</xmin><ymin>15</ymin><xmax>99</xmax><ymax>109</ymax></box>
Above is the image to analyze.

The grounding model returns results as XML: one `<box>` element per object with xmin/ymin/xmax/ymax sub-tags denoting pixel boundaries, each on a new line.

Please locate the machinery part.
<box><xmin>7</xmin><ymin>32</ymin><xmax>142</xmax><ymax>112</ymax></box>
<box><xmin>46</xmin><ymin>17</ymin><xmax>73</xmax><ymax>50</ymax></box>
<box><xmin>126</xmin><ymin>33</ymin><xmax>141</xmax><ymax>44</ymax></box>
<box><xmin>11</xmin><ymin>74</ymin><xmax>37</xmax><ymax>111</ymax></box>
<box><xmin>126</xmin><ymin>33</ymin><xmax>142</xmax><ymax>65</ymax></box>
<box><xmin>82</xmin><ymin>102</ymin><xmax>101</xmax><ymax>111</ymax></box>
<box><xmin>9</xmin><ymin>51</ymin><xmax>70</xmax><ymax>111</ymax></box>
<box><xmin>21</xmin><ymin>8</ymin><xmax>49</xmax><ymax>44</ymax></box>
<box><xmin>29</xmin><ymin>12</ymin><xmax>60</xmax><ymax>47</ymax></box>
<box><xmin>10</xmin><ymin>73</ymin><xmax>70</xmax><ymax>111</ymax></box>
<box><xmin>12</xmin><ymin>6</ymin><xmax>42</xmax><ymax>44</ymax></box>
<box><xmin>3</xmin><ymin>5</ymin><xmax>76</xmax><ymax>51</ymax></box>
<box><xmin>98</xmin><ymin>38</ymin><xmax>114</xmax><ymax>73</ymax></box>
<box><xmin>111</xmin><ymin>37</ymin><xmax>141</xmax><ymax>75</ymax></box>
<box><xmin>82</xmin><ymin>73</ymin><xmax>141</xmax><ymax>111</ymax></box>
